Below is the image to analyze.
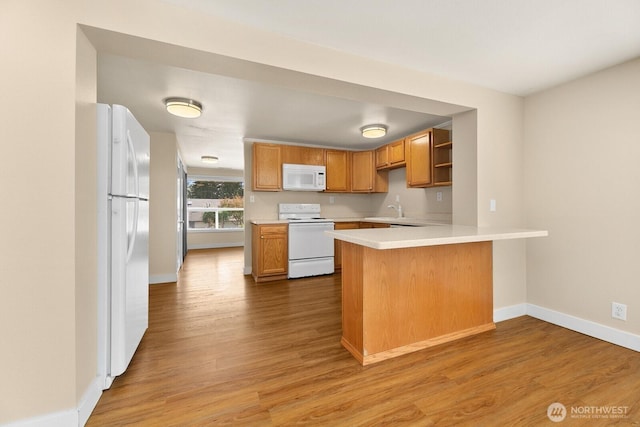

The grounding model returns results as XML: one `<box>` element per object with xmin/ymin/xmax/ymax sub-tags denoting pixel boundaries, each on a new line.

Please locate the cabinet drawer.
<box><xmin>258</xmin><ymin>224</ymin><xmax>288</xmax><ymax>235</ymax></box>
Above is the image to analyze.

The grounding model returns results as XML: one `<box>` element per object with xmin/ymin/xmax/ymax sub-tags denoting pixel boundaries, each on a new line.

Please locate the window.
<box><xmin>187</xmin><ymin>176</ymin><xmax>244</xmax><ymax>231</ymax></box>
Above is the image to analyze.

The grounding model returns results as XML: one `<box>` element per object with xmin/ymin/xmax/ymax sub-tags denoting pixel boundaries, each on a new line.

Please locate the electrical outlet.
<box><xmin>329</xmin><ymin>196</ymin><xmax>335</xmax><ymax>204</ymax></box>
<box><xmin>490</xmin><ymin>199</ymin><xmax>497</xmax><ymax>212</ymax></box>
<box><xmin>612</xmin><ymin>302</ymin><xmax>627</xmax><ymax>321</ymax></box>
<box><xmin>436</xmin><ymin>191</ymin><xmax>442</xmax><ymax>202</ymax></box>
<box><xmin>249</xmin><ymin>195</ymin><xmax>255</xmax><ymax>203</ymax></box>
<box><xmin>395</xmin><ymin>195</ymin><xmax>400</xmax><ymax>202</ymax></box>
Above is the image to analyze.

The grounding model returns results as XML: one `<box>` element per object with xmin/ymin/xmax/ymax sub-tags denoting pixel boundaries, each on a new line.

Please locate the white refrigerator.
<box><xmin>97</xmin><ymin>104</ymin><xmax>150</xmax><ymax>389</ymax></box>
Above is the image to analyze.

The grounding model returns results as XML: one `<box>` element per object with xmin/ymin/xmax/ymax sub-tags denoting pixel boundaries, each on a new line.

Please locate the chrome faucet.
<box><xmin>387</xmin><ymin>203</ymin><xmax>403</xmax><ymax>218</ymax></box>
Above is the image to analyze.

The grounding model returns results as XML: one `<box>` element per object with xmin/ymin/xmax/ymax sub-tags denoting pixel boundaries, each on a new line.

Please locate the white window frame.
<box><xmin>187</xmin><ymin>175</ymin><xmax>244</xmax><ymax>233</ymax></box>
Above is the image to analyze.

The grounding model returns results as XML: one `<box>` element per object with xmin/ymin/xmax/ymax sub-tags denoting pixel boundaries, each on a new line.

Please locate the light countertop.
<box><xmin>250</xmin><ymin>217</ymin><xmax>448</xmax><ymax>226</ymax></box>
<box><xmin>250</xmin><ymin>219</ymin><xmax>290</xmax><ymax>225</ymax></box>
<box><xmin>325</xmin><ymin>224</ymin><xmax>548</xmax><ymax>250</ymax></box>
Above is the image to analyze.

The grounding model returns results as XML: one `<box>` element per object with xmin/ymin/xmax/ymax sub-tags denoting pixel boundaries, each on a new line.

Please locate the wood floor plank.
<box><xmin>87</xmin><ymin>247</ymin><xmax>640</xmax><ymax>426</ymax></box>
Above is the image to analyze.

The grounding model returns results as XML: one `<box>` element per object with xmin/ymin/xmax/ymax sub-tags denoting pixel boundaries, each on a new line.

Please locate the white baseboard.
<box><xmin>493</xmin><ymin>303</ymin><xmax>527</xmax><ymax>322</ymax></box>
<box><xmin>5</xmin><ymin>377</ymin><xmax>102</xmax><ymax>427</ymax></box>
<box><xmin>3</xmin><ymin>411</ymin><xmax>76</xmax><ymax>427</ymax></box>
<box><xmin>149</xmin><ymin>273</ymin><xmax>177</xmax><ymax>284</ymax></box>
<box><xmin>526</xmin><ymin>303</ymin><xmax>640</xmax><ymax>352</ymax></box>
<box><xmin>77</xmin><ymin>377</ymin><xmax>102</xmax><ymax>426</ymax></box>
<box><xmin>187</xmin><ymin>242</ymin><xmax>244</xmax><ymax>250</ymax></box>
<box><xmin>494</xmin><ymin>303</ymin><xmax>640</xmax><ymax>352</ymax></box>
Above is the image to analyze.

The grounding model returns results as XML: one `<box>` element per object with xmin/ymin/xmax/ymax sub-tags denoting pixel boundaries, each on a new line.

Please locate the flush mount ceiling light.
<box><xmin>360</xmin><ymin>124</ymin><xmax>387</xmax><ymax>139</ymax></box>
<box><xmin>201</xmin><ymin>155</ymin><xmax>219</xmax><ymax>164</ymax></box>
<box><xmin>164</xmin><ymin>97</ymin><xmax>203</xmax><ymax>118</ymax></box>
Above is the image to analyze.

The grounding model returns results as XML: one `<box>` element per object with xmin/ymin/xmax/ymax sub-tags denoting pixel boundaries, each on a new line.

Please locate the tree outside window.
<box><xmin>187</xmin><ymin>178</ymin><xmax>244</xmax><ymax>230</ymax></box>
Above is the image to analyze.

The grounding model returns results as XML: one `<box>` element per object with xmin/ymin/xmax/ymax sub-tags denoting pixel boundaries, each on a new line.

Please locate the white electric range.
<box><xmin>278</xmin><ymin>203</ymin><xmax>335</xmax><ymax>278</ymax></box>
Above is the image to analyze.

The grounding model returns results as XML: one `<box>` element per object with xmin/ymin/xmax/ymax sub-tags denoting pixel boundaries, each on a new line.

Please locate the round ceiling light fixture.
<box><xmin>360</xmin><ymin>124</ymin><xmax>387</xmax><ymax>139</ymax></box>
<box><xmin>201</xmin><ymin>155</ymin><xmax>219</xmax><ymax>164</ymax></box>
<box><xmin>164</xmin><ymin>97</ymin><xmax>203</xmax><ymax>118</ymax></box>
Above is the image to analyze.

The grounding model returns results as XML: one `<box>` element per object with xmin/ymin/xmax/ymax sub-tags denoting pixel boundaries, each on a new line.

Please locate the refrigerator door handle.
<box><xmin>126</xmin><ymin>197</ymin><xmax>139</xmax><ymax>264</ymax></box>
<box><xmin>127</xmin><ymin>129</ymin><xmax>140</xmax><ymax>197</ymax></box>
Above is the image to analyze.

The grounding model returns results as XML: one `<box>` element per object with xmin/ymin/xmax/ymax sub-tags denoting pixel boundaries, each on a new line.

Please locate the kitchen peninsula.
<box><xmin>326</xmin><ymin>224</ymin><xmax>548</xmax><ymax>365</ymax></box>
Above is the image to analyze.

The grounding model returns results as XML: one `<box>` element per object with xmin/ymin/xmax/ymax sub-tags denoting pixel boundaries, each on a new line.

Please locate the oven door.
<box><xmin>288</xmin><ymin>222</ymin><xmax>334</xmax><ymax>260</ymax></box>
<box><xmin>288</xmin><ymin>222</ymin><xmax>334</xmax><ymax>278</ymax></box>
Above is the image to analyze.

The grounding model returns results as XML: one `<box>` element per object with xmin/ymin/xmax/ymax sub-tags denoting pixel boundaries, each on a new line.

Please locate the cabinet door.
<box><xmin>406</xmin><ymin>130</ymin><xmax>432</xmax><ymax>187</ymax></box>
<box><xmin>351</xmin><ymin>151</ymin><xmax>374</xmax><ymax>192</ymax></box>
<box><xmin>282</xmin><ymin>145</ymin><xmax>324</xmax><ymax>165</ymax></box>
<box><xmin>375</xmin><ymin>145</ymin><xmax>389</xmax><ymax>169</ymax></box>
<box><xmin>325</xmin><ymin>150</ymin><xmax>350</xmax><ymax>192</ymax></box>
<box><xmin>388</xmin><ymin>139</ymin><xmax>406</xmax><ymax>166</ymax></box>
<box><xmin>257</xmin><ymin>225</ymin><xmax>288</xmax><ymax>276</ymax></box>
<box><xmin>252</xmin><ymin>143</ymin><xmax>282</xmax><ymax>191</ymax></box>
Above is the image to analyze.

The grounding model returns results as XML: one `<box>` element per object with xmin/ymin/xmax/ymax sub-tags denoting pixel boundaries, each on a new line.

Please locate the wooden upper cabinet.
<box><xmin>405</xmin><ymin>128</ymin><xmax>451</xmax><ymax>188</ymax></box>
<box><xmin>375</xmin><ymin>145</ymin><xmax>389</xmax><ymax>169</ymax></box>
<box><xmin>325</xmin><ymin>149</ymin><xmax>350</xmax><ymax>192</ymax></box>
<box><xmin>431</xmin><ymin>129</ymin><xmax>453</xmax><ymax>186</ymax></box>
<box><xmin>388</xmin><ymin>139</ymin><xmax>406</xmax><ymax>167</ymax></box>
<box><xmin>405</xmin><ymin>130</ymin><xmax>433</xmax><ymax>188</ymax></box>
<box><xmin>351</xmin><ymin>150</ymin><xmax>388</xmax><ymax>193</ymax></box>
<box><xmin>375</xmin><ymin>139</ymin><xmax>405</xmax><ymax>170</ymax></box>
<box><xmin>281</xmin><ymin>145</ymin><xmax>324</xmax><ymax>165</ymax></box>
<box><xmin>252</xmin><ymin>143</ymin><xmax>282</xmax><ymax>191</ymax></box>
<box><xmin>351</xmin><ymin>151</ymin><xmax>374</xmax><ymax>192</ymax></box>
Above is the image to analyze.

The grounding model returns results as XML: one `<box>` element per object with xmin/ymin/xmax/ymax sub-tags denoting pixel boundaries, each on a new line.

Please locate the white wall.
<box><xmin>149</xmin><ymin>132</ymin><xmax>178</xmax><ymax>284</ymax></box>
<box><xmin>524</xmin><ymin>58</ymin><xmax>640</xmax><ymax>335</ymax></box>
<box><xmin>75</xmin><ymin>25</ymin><xmax>99</xmax><ymax>411</ymax></box>
<box><xmin>0</xmin><ymin>2</ymin><xmax>79</xmax><ymax>423</ymax></box>
<box><xmin>1</xmin><ymin>0</ymin><xmax>532</xmax><ymax>423</ymax></box>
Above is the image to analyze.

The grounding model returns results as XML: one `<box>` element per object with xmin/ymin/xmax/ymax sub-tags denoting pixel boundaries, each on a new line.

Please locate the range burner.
<box><xmin>278</xmin><ymin>203</ymin><xmax>333</xmax><ymax>223</ymax></box>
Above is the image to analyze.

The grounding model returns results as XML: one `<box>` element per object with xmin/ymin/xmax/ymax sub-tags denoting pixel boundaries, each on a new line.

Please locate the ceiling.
<box><xmin>97</xmin><ymin>0</ymin><xmax>640</xmax><ymax>171</ymax></box>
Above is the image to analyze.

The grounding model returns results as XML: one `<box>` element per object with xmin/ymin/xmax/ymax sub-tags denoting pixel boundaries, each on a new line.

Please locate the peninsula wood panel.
<box><xmin>340</xmin><ymin>241</ymin><xmax>494</xmax><ymax>364</ymax></box>
<box><xmin>341</xmin><ymin>241</ymin><xmax>364</xmax><ymax>362</ymax></box>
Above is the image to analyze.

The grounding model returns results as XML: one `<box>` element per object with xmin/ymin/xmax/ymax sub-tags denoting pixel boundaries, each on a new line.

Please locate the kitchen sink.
<box><xmin>364</xmin><ymin>217</ymin><xmax>407</xmax><ymax>221</ymax></box>
<box><xmin>363</xmin><ymin>217</ymin><xmax>443</xmax><ymax>226</ymax></box>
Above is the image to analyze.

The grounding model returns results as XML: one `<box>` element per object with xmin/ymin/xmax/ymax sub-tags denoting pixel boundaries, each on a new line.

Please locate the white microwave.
<box><xmin>282</xmin><ymin>163</ymin><xmax>326</xmax><ymax>191</ymax></box>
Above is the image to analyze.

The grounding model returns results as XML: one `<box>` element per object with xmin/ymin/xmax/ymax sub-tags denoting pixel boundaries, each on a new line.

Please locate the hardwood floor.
<box><xmin>88</xmin><ymin>248</ymin><xmax>640</xmax><ymax>426</ymax></box>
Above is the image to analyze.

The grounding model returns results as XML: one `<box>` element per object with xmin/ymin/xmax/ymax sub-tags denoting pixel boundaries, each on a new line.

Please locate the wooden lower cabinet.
<box><xmin>251</xmin><ymin>223</ymin><xmax>288</xmax><ymax>282</ymax></box>
<box><xmin>333</xmin><ymin>222</ymin><xmax>360</xmax><ymax>271</ymax></box>
<box><xmin>358</xmin><ymin>222</ymin><xmax>391</xmax><ymax>229</ymax></box>
<box><xmin>334</xmin><ymin>222</ymin><xmax>390</xmax><ymax>271</ymax></box>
